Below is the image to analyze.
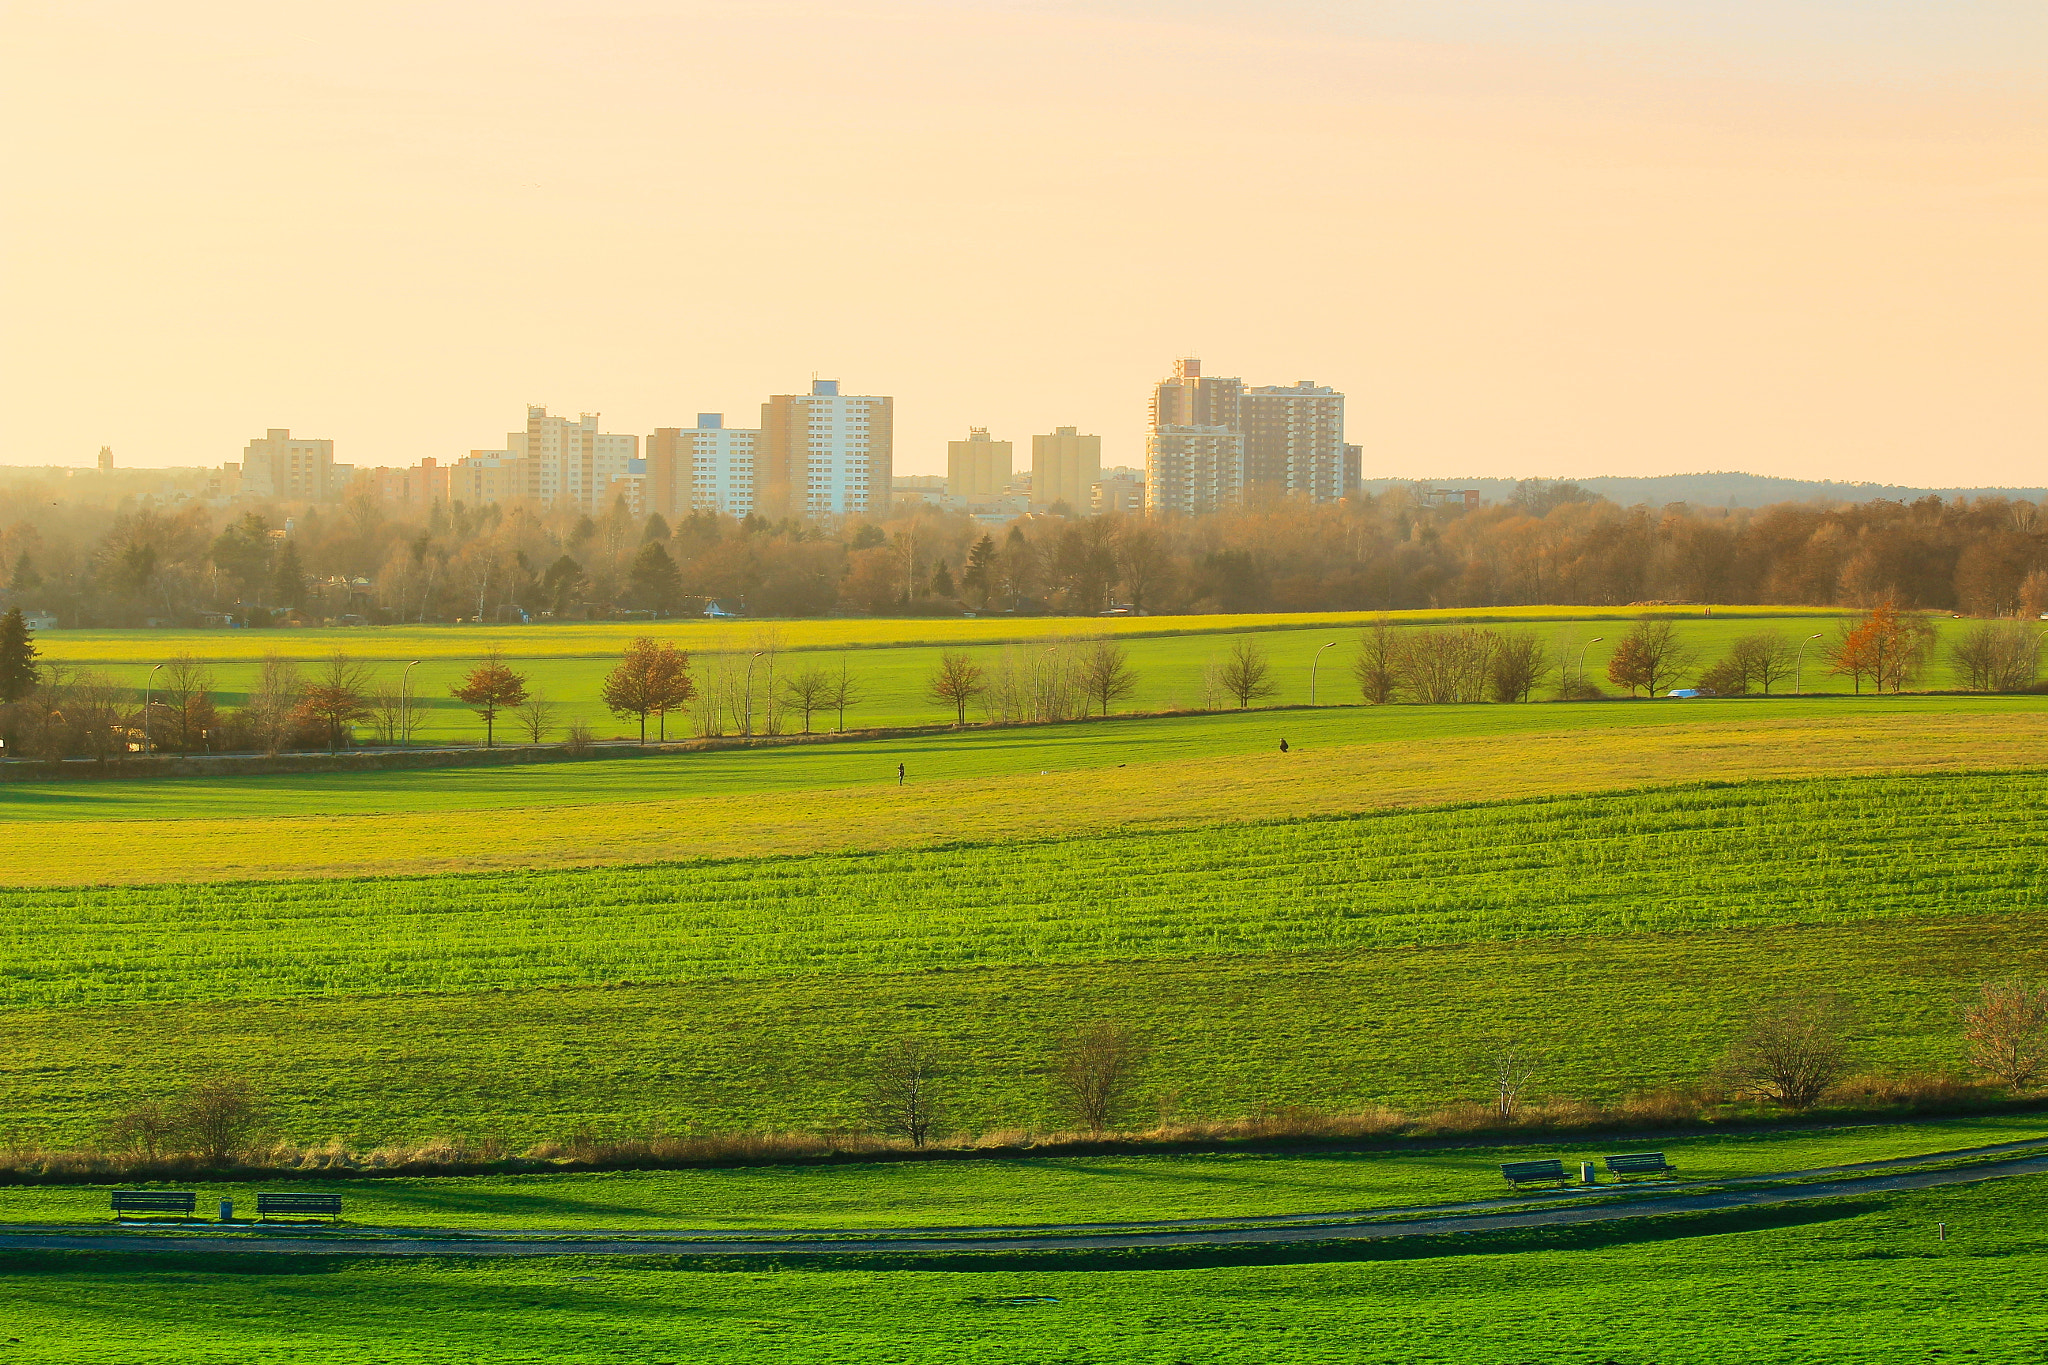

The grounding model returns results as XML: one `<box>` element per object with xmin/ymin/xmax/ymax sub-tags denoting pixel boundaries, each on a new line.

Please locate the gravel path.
<box><xmin>7</xmin><ymin>1145</ymin><xmax>2046</xmax><ymax>1260</ymax></box>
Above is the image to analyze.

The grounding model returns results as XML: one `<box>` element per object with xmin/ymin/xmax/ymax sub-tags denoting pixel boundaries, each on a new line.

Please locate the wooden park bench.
<box><xmin>111</xmin><ymin>1190</ymin><xmax>196</xmax><ymax>1219</ymax></box>
<box><xmin>1499</xmin><ymin>1159</ymin><xmax>1569</xmax><ymax>1189</ymax></box>
<box><xmin>1603</xmin><ymin>1152</ymin><xmax>1677</xmax><ymax>1180</ymax></box>
<box><xmin>256</xmin><ymin>1193</ymin><xmax>344</xmax><ymax>1222</ymax></box>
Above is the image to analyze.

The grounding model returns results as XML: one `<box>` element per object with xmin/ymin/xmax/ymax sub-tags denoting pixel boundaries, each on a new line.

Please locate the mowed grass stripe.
<box><xmin>4</xmin><ymin>710</ymin><xmax>2046</xmax><ymax>886</ymax></box>
<box><xmin>2</xmin><ymin>772</ymin><xmax>2040</xmax><ymax>1008</ymax></box>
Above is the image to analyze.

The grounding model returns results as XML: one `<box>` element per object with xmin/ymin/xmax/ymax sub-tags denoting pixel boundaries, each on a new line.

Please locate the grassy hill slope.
<box><xmin>2</xmin><ymin>772</ymin><xmax>2040</xmax><ymax>1146</ymax></box>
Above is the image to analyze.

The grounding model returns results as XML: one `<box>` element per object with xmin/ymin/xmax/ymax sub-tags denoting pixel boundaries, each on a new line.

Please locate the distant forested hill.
<box><xmin>1362</xmin><ymin>472</ymin><xmax>2048</xmax><ymax>508</ymax></box>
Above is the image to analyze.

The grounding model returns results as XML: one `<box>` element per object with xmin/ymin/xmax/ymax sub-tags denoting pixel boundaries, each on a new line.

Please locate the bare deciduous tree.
<box><xmin>1729</xmin><ymin>632</ymin><xmax>1795</xmax><ymax>695</ymax></box>
<box><xmin>827</xmin><ymin>652</ymin><xmax>865</xmax><ymax>733</ymax></box>
<box><xmin>1951</xmin><ymin>623</ymin><xmax>2043</xmax><ymax>693</ymax></box>
<box><xmin>777</xmin><ymin>665</ymin><xmax>835</xmax><ymax>734</ymax></box>
<box><xmin>1216</xmin><ymin>638</ymin><xmax>1277</xmax><ymax>709</ymax></box>
<box><xmin>247</xmin><ymin>653</ymin><xmax>305</xmax><ymax>755</ymax></box>
<box><xmin>928</xmin><ymin>650</ymin><xmax>986</xmax><ymax>725</ymax></box>
<box><xmin>863</xmin><ymin>1039</ymin><xmax>948</xmax><ymax>1149</ymax></box>
<box><xmin>1479</xmin><ymin>1038</ymin><xmax>1545</xmax><ymax>1119</ymax></box>
<box><xmin>1396</xmin><ymin>627</ymin><xmax>1497</xmax><ymax>703</ymax></box>
<box><xmin>1963</xmin><ymin>981</ymin><xmax>2048</xmax><ymax>1091</ymax></box>
<box><xmin>1486</xmin><ymin>631</ymin><xmax>1549</xmax><ymax>703</ymax></box>
<box><xmin>516</xmin><ymin>690</ymin><xmax>560</xmax><ymax>744</ymax></box>
<box><xmin>1719</xmin><ymin>994</ymin><xmax>1855</xmax><ymax>1109</ymax></box>
<box><xmin>1049</xmin><ymin>1022</ymin><xmax>1148</xmax><ymax>1135</ymax></box>
<box><xmin>157</xmin><ymin>652</ymin><xmax>217</xmax><ymax>751</ymax></box>
<box><xmin>109</xmin><ymin>1100</ymin><xmax>179</xmax><ymax>1160</ymax></box>
<box><xmin>1076</xmin><ymin>638</ymin><xmax>1139</xmax><ymax>717</ymax></box>
<box><xmin>175</xmin><ymin>1075</ymin><xmax>265</xmax><ymax>1166</ymax></box>
<box><xmin>1352</xmin><ymin>617</ymin><xmax>1402</xmax><ymax>704</ymax></box>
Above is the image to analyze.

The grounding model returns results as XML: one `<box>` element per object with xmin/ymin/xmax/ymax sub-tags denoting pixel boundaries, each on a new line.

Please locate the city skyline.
<box><xmin>3</xmin><ymin>1</ymin><xmax>2042</xmax><ymax>484</ymax></box>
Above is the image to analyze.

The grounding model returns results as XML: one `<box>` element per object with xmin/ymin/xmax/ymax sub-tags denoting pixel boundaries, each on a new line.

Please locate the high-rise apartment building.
<box><xmin>760</xmin><ymin>379</ymin><xmax>893</xmax><ymax>520</ymax></box>
<box><xmin>647</xmin><ymin>414</ymin><xmax>760</xmax><ymax>519</ymax></box>
<box><xmin>1242</xmin><ymin>381</ymin><xmax>1345</xmax><ymax>504</ymax></box>
<box><xmin>515</xmin><ymin>408</ymin><xmax>639</xmax><ymax>510</ymax></box>
<box><xmin>453</xmin><ymin>408</ymin><xmax>638</xmax><ymax>512</ymax></box>
<box><xmin>948</xmin><ymin>427</ymin><xmax>1011</xmax><ymax>503</ymax></box>
<box><xmin>1146</xmin><ymin>358</ymin><xmax>1245</xmax><ymax>516</ymax></box>
<box><xmin>1031</xmin><ymin>426</ymin><xmax>1102</xmax><ymax>510</ymax></box>
<box><xmin>1145</xmin><ymin>359</ymin><xmax>1349</xmax><ymax>513</ymax></box>
<box><xmin>239</xmin><ymin>429</ymin><xmax>340</xmax><ymax>501</ymax></box>
<box><xmin>97</xmin><ymin>446</ymin><xmax>114</xmax><ymax>473</ymax></box>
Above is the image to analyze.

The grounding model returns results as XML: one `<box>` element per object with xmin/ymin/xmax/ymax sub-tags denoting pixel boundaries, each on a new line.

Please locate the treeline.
<box><xmin>14</xmin><ymin>982</ymin><xmax>2044</xmax><ymax>1181</ymax></box>
<box><xmin>3</xmin><ymin>601</ymin><xmax>2042</xmax><ymax>761</ymax></box>
<box><xmin>3</xmin><ymin>477</ymin><xmax>2046</xmax><ymax>625</ymax></box>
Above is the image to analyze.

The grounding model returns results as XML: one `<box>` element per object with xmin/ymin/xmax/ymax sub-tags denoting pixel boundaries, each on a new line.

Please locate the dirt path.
<box><xmin>9</xmin><ymin>1146</ymin><xmax>2046</xmax><ymax>1261</ymax></box>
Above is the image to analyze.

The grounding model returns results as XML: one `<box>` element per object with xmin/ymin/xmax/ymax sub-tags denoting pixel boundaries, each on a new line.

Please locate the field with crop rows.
<box><xmin>5</xmin><ymin>772</ymin><xmax>2039</xmax><ymax>1007</ymax></box>
<box><xmin>26</xmin><ymin>606</ymin><xmax>1948</xmax><ymax>743</ymax></box>
<box><xmin>3</xmin><ymin>698</ymin><xmax>2043</xmax><ymax>886</ymax></box>
<box><xmin>1</xmin><ymin>771</ymin><xmax>2042</xmax><ymax>1146</ymax></box>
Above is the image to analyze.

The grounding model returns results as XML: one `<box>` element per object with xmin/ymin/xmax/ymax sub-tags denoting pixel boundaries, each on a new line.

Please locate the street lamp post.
<box><xmin>744</xmin><ymin>651</ymin><xmax>764</xmax><ymax>736</ymax></box>
<box><xmin>1574</xmin><ymin>638</ymin><xmax>1604</xmax><ymax>691</ymax></box>
<box><xmin>1795</xmin><ymin>633</ymin><xmax>1825</xmax><ymax>695</ymax></box>
<box><xmin>401</xmin><ymin>659</ymin><xmax>422</xmax><ymax>746</ymax></box>
<box><xmin>143</xmin><ymin>663</ymin><xmax>164</xmax><ymax>755</ymax></box>
<box><xmin>1310</xmin><ymin>641</ymin><xmax>1337</xmax><ymax>706</ymax></box>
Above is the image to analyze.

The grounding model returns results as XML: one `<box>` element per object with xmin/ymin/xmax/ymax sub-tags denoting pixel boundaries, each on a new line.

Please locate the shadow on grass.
<box><xmin>0</xmin><ymin>1199</ymin><xmax>1876</xmax><ymax>1279</ymax></box>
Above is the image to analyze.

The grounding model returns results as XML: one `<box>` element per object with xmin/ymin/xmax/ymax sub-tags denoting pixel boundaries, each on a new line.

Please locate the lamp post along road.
<box><xmin>1574</xmin><ymin>638</ymin><xmax>1604</xmax><ymax>690</ymax></box>
<box><xmin>1796</xmin><ymin>633</ymin><xmax>1825</xmax><ymax>695</ymax></box>
<box><xmin>402</xmin><ymin>659</ymin><xmax>422</xmax><ymax>746</ymax></box>
<box><xmin>744</xmin><ymin>652</ymin><xmax>764</xmax><ymax>736</ymax></box>
<box><xmin>1310</xmin><ymin>641</ymin><xmax>1337</xmax><ymax>706</ymax></box>
<box><xmin>143</xmin><ymin>663</ymin><xmax>164</xmax><ymax>755</ymax></box>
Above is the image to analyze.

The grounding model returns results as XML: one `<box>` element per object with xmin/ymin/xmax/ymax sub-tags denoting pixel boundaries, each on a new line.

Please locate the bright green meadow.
<box><xmin>2</xmin><ymin>770</ymin><xmax>2042</xmax><ymax>1146</ymax></box>
<box><xmin>7</xmin><ymin>608</ymin><xmax>2048</xmax><ymax>1355</ymax></box>
<box><xmin>5</xmin><ymin>1175</ymin><xmax>2045</xmax><ymax>1363</ymax></box>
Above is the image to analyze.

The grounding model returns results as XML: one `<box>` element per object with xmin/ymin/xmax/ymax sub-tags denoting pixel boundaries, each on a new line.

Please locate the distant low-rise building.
<box><xmin>1092</xmin><ymin>466</ymin><xmax>1146</xmax><ymax>516</ymax></box>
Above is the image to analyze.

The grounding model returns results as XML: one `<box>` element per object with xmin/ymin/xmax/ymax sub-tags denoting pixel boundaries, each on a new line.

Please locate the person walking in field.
<box><xmin>898</xmin><ymin>762</ymin><xmax>906</xmax><ymax>786</ymax></box>
<box><xmin>1279</xmin><ymin>739</ymin><xmax>1289</xmax><ymax>754</ymax></box>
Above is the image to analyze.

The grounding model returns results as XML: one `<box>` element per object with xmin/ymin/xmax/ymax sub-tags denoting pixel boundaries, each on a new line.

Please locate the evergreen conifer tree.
<box><xmin>270</xmin><ymin>540</ymin><xmax>306</xmax><ymax>610</ymax></box>
<box><xmin>0</xmin><ymin>607</ymin><xmax>39</xmax><ymax>704</ymax></box>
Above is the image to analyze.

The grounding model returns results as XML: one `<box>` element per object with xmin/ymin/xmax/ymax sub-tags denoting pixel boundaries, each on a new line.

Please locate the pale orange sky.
<box><xmin>1</xmin><ymin>0</ymin><xmax>2042</xmax><ymax>485</ymax></box>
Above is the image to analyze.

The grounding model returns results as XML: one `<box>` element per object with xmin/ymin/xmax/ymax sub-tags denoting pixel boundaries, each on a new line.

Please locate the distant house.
<box><xmin>704</xmin><ymin>599</ymin><xmax>745</xmax><ymax>618</ymax></box>
<box><xmin>22</xmin><ymin>611</ymin><xmax>57</xmax><ymax>630</ymax></box>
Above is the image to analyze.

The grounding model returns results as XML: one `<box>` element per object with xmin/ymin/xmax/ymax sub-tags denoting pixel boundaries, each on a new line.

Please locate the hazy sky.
<box><xmin>2</xmin><ymin>0</ymin><xmax>2042</xmax><ymax>484</ymax></box>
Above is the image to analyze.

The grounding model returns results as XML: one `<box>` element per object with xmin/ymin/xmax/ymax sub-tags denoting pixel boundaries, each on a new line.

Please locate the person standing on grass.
<box><xmin>898</xmin><ymin>762</ymin><xmax>906</xmax><ymax>786</ymax></box>
<box><xmin>1279</xmin><ymin>738</ymin><xmax>1289</xmax><ymax>754</ymax></box>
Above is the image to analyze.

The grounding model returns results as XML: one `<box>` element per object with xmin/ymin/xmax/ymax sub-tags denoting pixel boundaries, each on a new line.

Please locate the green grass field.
<box><xmin>6</xmin><ymin>1114</ymin><xmax>2041</xmax><ymax>1231</ymax></box>
<box><xmin>27</xmin><ymin>606</ymin><xmax>1953</xmax><ymax>743</ymax></box>
<box><xmin>3</xmin><ymin>771</ymin><xmax>2042</xmax><ymax>1147</ymax></box>
<box><xmin>9</xmin><ymin>607</ymin><xmax>2048</xmax><ymax>1349</ymax></box>
<box><xmin>6</xmin><ymin>696</ymin><xmax>2045</xmax><ymax>886</ymax></box>
<box><xmin>5</xmin><ymin>1175</ymin><xmax>2043</xmax><ymax>1363</ymax></box>
<box><xmin>6</xmin><ymin>772</ymin><xmax>2039</xmax><ymax>1007</ymax></box>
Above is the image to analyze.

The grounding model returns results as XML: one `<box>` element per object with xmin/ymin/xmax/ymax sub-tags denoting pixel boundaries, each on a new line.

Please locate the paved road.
<box><xmin>9</xmin><ymin>1146</ymin><xmax>2047</xmax><ymax>1260</ymax></box>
